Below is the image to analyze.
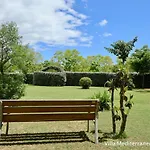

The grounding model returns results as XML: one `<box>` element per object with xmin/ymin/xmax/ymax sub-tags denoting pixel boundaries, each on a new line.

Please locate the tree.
<box><xmin>112</xmin><ymin>58</ymin><xmax>132</xmax><ymax>72</ymax></box>
<box><xmin>51</xmin><ymin>49</ymin><xmax>84</xmax><ymax>71</ymax></box>
<box><xmin>105</xmin><ymin>37</ymin><xmax>137</xmax><ymax>64</ymax></box>
<box><xmin>130</xmin><ymin>45</ymin><xmax>150</xmax><ymax>88</ymax></box>
<box><xmin>0</xmin><ymin>22</ymin><xmax>21</xmax><ymax>75</ymax></box>
<box><xmin>10</xmin><ymin>44</ymin><xmax>43</xmax><ymax>74</ymax></box>
<box><xmin>0</xmin><ymin>22</ymin><xmax>37</xmax><ymax>99</ymax></box>
<box><xmin>89</xmin><ymin>55</ymin><xmax>113</xmax><ymax>72</ymax></box>
<box><xmin>105</xmin><ymin>37</ymin><xmax>137</xmax><ymax>137</ymax></box>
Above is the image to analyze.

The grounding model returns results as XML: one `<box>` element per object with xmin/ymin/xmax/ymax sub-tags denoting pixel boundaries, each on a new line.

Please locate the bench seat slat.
<box><xmin>2</xmin><ymin>100</ymin><xmax>97</xmax><ymax>106</ymax></box>
<box><xmin>3</xmin><ymin>106</ymin><xmax>96</xmax><ymax>113</ymax></box>
<box><xmin>2</xmin><ymin>113</ymin><xmax>95</xmax><ymax>122</ymax></box>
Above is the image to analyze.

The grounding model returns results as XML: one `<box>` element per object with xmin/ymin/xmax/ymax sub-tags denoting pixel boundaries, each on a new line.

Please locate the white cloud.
<box><xmin>99</xmin><ymin>19</ymin><xmax>108</xmax><ymax>26</ymax></box>
<box><xmin>103</xmin><ymin>32</ymin><xmax>112</xmax><ymax>37</ymax></box>
<box><xmin>0</xmin><ymin>0</ymin><xmax>91</xmax><ymax>49</ymax></box>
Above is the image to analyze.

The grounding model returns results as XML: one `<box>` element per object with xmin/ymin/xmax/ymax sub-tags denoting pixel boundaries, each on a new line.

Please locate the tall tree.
<box><xmin>0</xmin><ymin>22</ymin><xmax>42</xmax><ymax>99</ymax></box>
<box><xmin>51</xmin><ymin>49</ymin><xmax>84</xmax><ymax>71</ymax></box>
<box><xmin>89</xmin><ymin>55</ymin><xmax>113</xmax><ymax>72</ymax></box>
<box><xmin>105</xmin><ymin>37</ymin><xmax>137</xmax><ymax>64</ymax></box>
<box><xmin>0</xmin><ymin>22</ymin><xmax>21</xmax><ymax>74</ymax></box>
<box><xmin>0</xmin><ymin>22</ymin><xmax>25</xmax><ymax>99</ymax></box>
<box><xmin>10</xmin><ymin>44</ymin><xmax>43</xmax><ymax>74</ymax></box>
<box><xmin>130</xmin><ymin>45</ymin><xmax>150</xmax><ymax>88</ymax></box>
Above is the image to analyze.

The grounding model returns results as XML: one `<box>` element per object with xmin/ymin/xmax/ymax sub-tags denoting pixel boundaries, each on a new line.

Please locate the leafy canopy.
<box><xmin>130</xmin><ymin>45</ymin><xmax>150</xmax><ymax>73</ymax></box>
<box><xmin>105</xmin><ymin>37</ymin><xmax>137</xmax><ymax>64</ymax></box>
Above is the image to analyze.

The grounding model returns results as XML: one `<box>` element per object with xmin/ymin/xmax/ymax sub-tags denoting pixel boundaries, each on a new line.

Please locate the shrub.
<box><xmin>79</xmin><ymin>77</ymin><xmax>92</xmax><ymax>89</ymax></box>
<box><xmin>33</xmin><ymin>72</ymin><xmax>66</xmax><ymax>86</ymax></box>
<box><xmin>0</xmin><ymin>73</ymin><xmax>25</xmax><ymax>99</ymax></box>
<box><xmin>90</xmin><ymin>90</ymin><xmax>110</xmax><ymax>111</ymax></box>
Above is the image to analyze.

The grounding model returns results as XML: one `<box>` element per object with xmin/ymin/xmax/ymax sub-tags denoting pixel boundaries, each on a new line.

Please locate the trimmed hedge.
<box><xmin>33</xmin><ymin>72</ymin><xmax>66</xmax><ymax>86</ymax></box>
<box><xmin>25</xmin><ymin>73</ymin><xmax>33</xmax><ymax>84</ymax></box>
<box><xmin>66</xmin><ymin>72</ymin><xmax>150</xmax><ymax>88</ymax></box>
<box><xmin>66</xmin><ymin>72</ymin><xmax>115</xmax><ymax>86</ymax></box>
<box><xmin>131</xmin><ymin>73</ymin><xmax>150</xmax><ymax>88</ymax></box>
<box><xmin>12</xmin><ymin>72</ymin><xmax>150</xmax><ymax>88</ymax></box>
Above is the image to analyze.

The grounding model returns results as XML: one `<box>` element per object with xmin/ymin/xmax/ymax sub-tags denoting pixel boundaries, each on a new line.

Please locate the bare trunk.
<box><xmin>119</xmin><ymin>85</ymin><xmax>128</xmax><ymax>135</ymax></box>
<box><xmin>111</xmin><ymin>88</ymin><xmax>116</xmax><ymax>134</ymax></box>
<box><xmin>119</xmin><ymin>114</ymin><xmax>127</xmax><ymax>135</ymax></box>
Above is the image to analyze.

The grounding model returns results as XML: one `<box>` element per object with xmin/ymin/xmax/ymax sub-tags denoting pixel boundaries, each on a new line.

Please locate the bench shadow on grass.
<box><xmin>90</xmin><ymin>130</ymin><xmax>114</xmax><ymax>143</ymax></box>
<box><xmin>0</xmin><ymin>131</ymin><xmax>90</xmax><ymax>146</ymax></box>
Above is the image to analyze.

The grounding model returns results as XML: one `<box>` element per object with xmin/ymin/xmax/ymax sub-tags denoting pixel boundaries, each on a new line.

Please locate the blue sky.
<box><xmin>1</xmin><ymin>0</ymin><xmax>150</xmax><ymax>62</ymax></box>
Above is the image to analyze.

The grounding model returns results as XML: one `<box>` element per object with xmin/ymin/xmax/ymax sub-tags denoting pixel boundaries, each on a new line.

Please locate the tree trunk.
<box><xmin>111</xmin><ymin>88</ymin><xmax>116</xmax><ymax>134</ymax></box>
<box><xmin>119</xmin><ymin>85</ymin><xmax>128</xmax><ymax>135</ymax></box>
<box><xmin>119</xmin><ymin>113</ymin><xmax>127</xmax><ymax>135</ymax></box>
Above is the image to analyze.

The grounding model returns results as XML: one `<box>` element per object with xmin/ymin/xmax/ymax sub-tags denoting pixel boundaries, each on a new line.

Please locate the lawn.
<box><xmin>0</xmin><ymin>85</ymin><xmax>150</xmax><ymax>150</ymax></box>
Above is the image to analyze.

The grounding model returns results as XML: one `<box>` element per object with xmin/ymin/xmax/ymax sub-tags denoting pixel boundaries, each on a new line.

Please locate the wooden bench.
<box><xmin>0</xmin><ymin>100</ymin><xmax>99</xmax><ymax>144</ymax></box>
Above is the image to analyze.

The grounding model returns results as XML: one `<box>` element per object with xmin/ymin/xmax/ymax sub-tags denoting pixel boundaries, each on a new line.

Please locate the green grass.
<box><xmin>1</xmin><ymin>85</ymin><xmax>150</xmax><ymax>150</ymax></box>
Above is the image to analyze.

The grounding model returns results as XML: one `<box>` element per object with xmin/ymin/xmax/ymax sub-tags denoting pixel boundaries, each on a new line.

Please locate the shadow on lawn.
<box><xmin>135</xmin><ymin>89</ymin><xmax>150</xmax><ymax>93</ymax></box>
<box><xmin>0</xmin><ymin>131</ymin><xmax>89</xmax><ymax>146</ymax></box>
<box><xmin>90</xmin><ymin>130</ymin><xmax>114</xmax><ymax>143</ymax></box>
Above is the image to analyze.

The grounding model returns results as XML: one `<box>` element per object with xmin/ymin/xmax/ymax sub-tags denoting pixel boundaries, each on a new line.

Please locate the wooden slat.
<box><xmin>3</xmin><ymin>106</ymin><xmax>96</xmax><ymax>113</ymax></box>
<box><xmin>2</xmin><ymin>100</ymin><xmax>97</xmax><ymax>106</ymax></box>
<box><xmin>2</xmin><ymin>113</ymin><xmax>95</xmax><ymax>122</ymax></box>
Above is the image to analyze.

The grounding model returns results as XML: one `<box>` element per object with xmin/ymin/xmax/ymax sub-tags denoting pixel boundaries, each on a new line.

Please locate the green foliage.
<box><xmin>33</xmin><ymin>72</ymin><xmax>66</xmax><ymax>86</ymax></box>
<box><xmin>48</xmin><ymin>50</ymin><xmax>114</xmax><ymax>72</ymax></box>
<box><xmin>42</xmin><ymin>66</ymin><xmax>64</xmax><ymax>72</ymax></box>
<box><xmin>0</xmin><ymin>22</ymin><xmax>21</xmax><ymax>74</ymax></box>
<box><xmin>51</xmin><ymin>49</ymin><xmax>84</xmax><ymax>72</ymax></box>
<box><xmin>25</xmin><ymin>73</ymin><xmax>33</xmax><ymax>84</ymax></box>
<box><xmin>79</xmin><ymin>77</ymin><xmax>92</xmax><ymax>89</ymax></box>
<box><xmin>89</xmin><ymin>55</ymin><xmax>113</xmax><ymax>72</ymax></box>
<box><xmin>130</xmin><ymin>45</ymin><xmax>150</xmax><ymax>73</ymax></box>
<box><xmin>130</xmin><ymin>45</ymin><xmax>150</xmax><ymax>88</ymax></box>
<box><xmin>0</xmin><ymin>74</ymin><xmax>25</xmax><ymax>99</ymax></box>
<box><xmin>106</xmin><ymin>37</ymin><xmax>137</xmax><ymax>137</ymax></box>
<box><xmin>90</xmin><ymin>90</ymin><xmax>110</xmax><ymax>111</ymax></box>
<box><xmin>105</xmin><ymin>37</ymin><xmax>137</xmax><ymax>64</ymax></box>
<box><xmin>0</xmin><ymin>22</ymin><xmax>30</xmax><ymax>99</ymax></box>
<box><xmin>66</xmin><ymin>72</ymin><xmax>115</xmax><ymax>86</ymax></box>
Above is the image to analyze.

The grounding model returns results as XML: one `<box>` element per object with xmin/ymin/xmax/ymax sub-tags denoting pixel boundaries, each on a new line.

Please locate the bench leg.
<box><xmin>0</xmin><ymin>122</ymin><xmax>2</xmax><ymax>137</ymax></box>
<box><xmin>6</xmin><ymin>122</ymin><xmax>9</xmax><ymax>135</ymax></box>
<box><xmin>87</xmin><ymin>120</ymin><xmax>90</xmax><ymax>132</ymax></box>
<box><xmin>95</xmin><ymin>115</ymin><xmax>98</xmax><ymax>144</ymax></box>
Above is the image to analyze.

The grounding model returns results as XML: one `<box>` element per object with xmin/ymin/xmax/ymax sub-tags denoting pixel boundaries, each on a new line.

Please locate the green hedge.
<box><xmin>33</xmin><ymin>72</ymin><xmax>66</xmax><ymax>86</ymax></box>
<box><xmin>66</xmin><ymin>72</ymin><xmax>150</xmax><ymax>88</ymax></box>
<box><xmin>13</xmin><ymin>72</ymin><xmax>150</xmax><ymax>88</ymax></box>
<box><xmin>66</xmin><ymin>72</ymin><xmax>115</xmax><ymax>86</ymax></box>
<box><xmin>25</xmin><ymin>73</ymin><xmax>33</xmax><ymax>84</ymax></box>
<box><xmin>131</xmin><ymin>73</ymin><xmax>150</xmax><ymax>88</ymax></box>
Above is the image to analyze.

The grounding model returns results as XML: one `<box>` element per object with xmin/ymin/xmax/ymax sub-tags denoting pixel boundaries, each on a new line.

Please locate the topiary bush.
<box><xmin>33</xmin><ymin>72</ymin><xmax>66</xmax><ymax>86</ymax></box>
<box><xmin>0</xmin><ymin>73</ymin><xmax>25</xmax><ymax>99</ymax></box>
<box><xmin>79</xmin><ymin>77</ymin><xmax>92</xmax><ymax>89</ymax></box>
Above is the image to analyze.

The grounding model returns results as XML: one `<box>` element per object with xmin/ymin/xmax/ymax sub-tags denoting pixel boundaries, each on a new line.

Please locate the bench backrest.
<box><xmin>1</xmin><ymin>100</ymin><xmax>99</xmax><ymax>122</ymax></box>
